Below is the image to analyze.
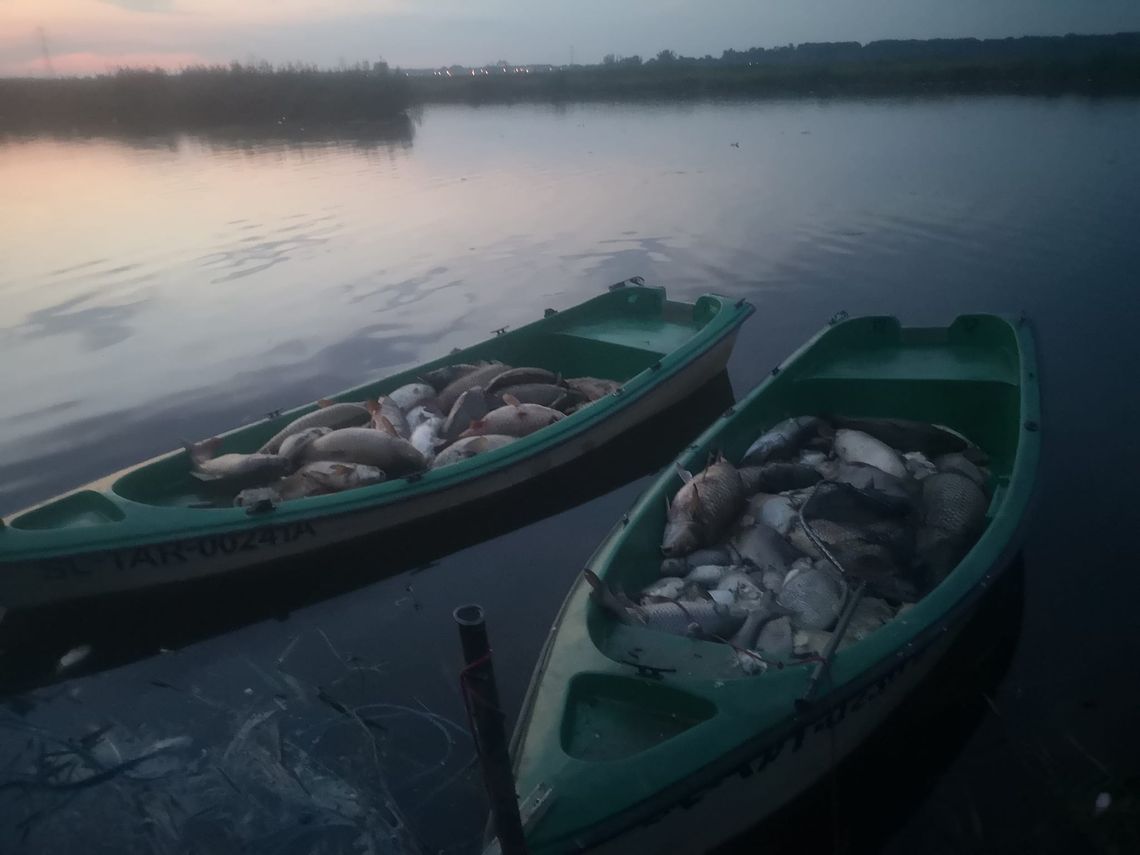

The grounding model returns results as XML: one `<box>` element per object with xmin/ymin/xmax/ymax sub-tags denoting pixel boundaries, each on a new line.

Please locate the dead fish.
<box><xmin>410</xmin><ymin>417</ymin><xmax>444</xmax><ymax>463</ymax></box>
<box><xmin>683</xmin><ymin>564</ymin><xmax>735</xmax><ymax>586</ymax></box>
<box><xmin>420</xmin><ymin>363</ymin><xmax>480</xmax><ymax>392</ymax></box>
<box><xmin>788</xmin><ymin>517</ymin><xmax>909</xmax><ymax>580</ymax></box>
<box><xmin>741</xmin><ymin>416</ymin><xmax>830</xmax><ymax>466</ymax></box>
<box><xmin>831</xmin><ymin>462</ymin><xmax>918</xmax><ymax>507</ymax></box>
<box><xmin>640</xmin><ymin>577</ymin><xmax>686</xmax><ymax>602</ymax></box>
<box><xmin>566</xmin><ymin>376</ymin><xmax>620</xmax><ymax>401</ymax></box>
<box><xmin>793</xmin><ymin>629</ymin><xmax>832</xmax><ymax>658</ymax></box>
<box><xmin>797</xmin><ymin>449</ymin><xmax>828</xmax><ymax>469</ymax></box>
<box><xmin>845</xmin><ymin>597</ymin><xmax>895</xmax><ymax>645</ymax></box>
<box><xmin>716</xmin><ymin>571</ymin><xmax>766</xmax><ymax>602</ymax></box>
<box><xmin>660</xmin><ymin>546</ymin><xmax>739</xmax><ymax>576</ymax></box>
<box><xmin>258</xmin><ymin>399</ymin><xmax>372</xmax><ymax>454</ymax></box>
<box><xmin>777</xmin><ymin>561</ymin><xmax>847</xmax><ymax>631</ymax></box>
<box><xmin>743</xmin><ymin>493</ymin><xmax>797</xmax><ymax>536</ymax></box>
<box><xmin>485</xmin><ymin>367</ymin><xmax>560</xmax><ymax>394</ymax></box>
<box><xmin>662</xmin><ymin>456</ymin><xmax>746</xmax><ymax>556</ymax></box>
<box><xmin>833</xmin><ymin>429</ymin><xmax>909</xmax><ymax>480</ymax></box>
<box><xmin>386</xmin><ymin>382</ymin><xmax>436</xmax><ymax>412</ymax></box>
<box><xmin>460</xmin><ymin>399</ymin><xmax>564</xmax><ymax>438</ymax></box>
<box><xmin>585</xmin><ymin>570</ymin><xmax>744</xmax><ymax>637</ymax></box>
<box><xmin>300</xmin><ymin>428</ymin><xmax>425</xmax><ymax>475</ymax></box>
<box><xmin>934</xmin><ymin>453</ymin><xmax>989</xmax><ymax>491</ymax></box>
<box><xmin>731</xmin><ymin>592</ymin><xmax>786</xmax><ymax>647</ymax></box>
<box><xmin>56</xmin><ymin>644</ymin><xmax>93</xmax><ymax>673</ymax></box>
<box><xmin>276</xmin><ymin>427</ymin><xmax>332</xmax><ymax>465</ymax></box>
<box><xmin>904</xmin><ymin>451</ymin><xmax>938</xmax><ymax>480</ymax></box>
<box><xmin>442</xmin><ymin>386</ymin><xmax>489</xmax><ymax>442</ymax></box>
<box><xmin>916</xmin><ymin>472</ymin><xmax>989</xmax><ymax>583</ymax></box>
<box><xmin>432</xmin><ymin>434</ymin><xmax>515</xmax><ymax>468</ymax></box>
<box><xmin>437</xmin><ymin>362</ymin><xmax>508</xmax><ymax>412</ymax></box>
<box><xmin>368</xmin><ymin>397</ymin><xmax>409</xmax><ymax>439</ymax></box>
<box><xmin>406</xmin><ymin>401</ymin><xmax>445</xmax><ymax>431</ymax></box>
<box><xmin>755</xmin><ymin>615</ymin><xmax>794</xmax><ymax>660</ymax></box>
<box><xmin>731</xmin><ymin>520</ymin><xmax>804</xmax><ymax>573</ymax></box>
<box><xmin>489</xmin><ymin>383</ymin><xmax>580</xmax><ymax>410</ymax></box>
<box><xmin>831</xmin><ymin>416</ymin><xmax>978</xmax><ymax>459</ymax></box>
<box><xmin>184</xmin><ymin>439</ymin><xmax>288</xmax><ymax>485</ymax></box>
<box><xmin>240</xmin><ymin>461</ymin><xmax>386</xmax><ymax>504</ymax></box>
<box><xmin>738</xmin><ymin>462</ymin><xmax>823</xmax><ymax>495</ymax></box>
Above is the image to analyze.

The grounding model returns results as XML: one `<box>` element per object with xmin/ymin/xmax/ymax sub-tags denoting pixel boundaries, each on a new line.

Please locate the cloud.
<box><xmin>98</xmin><ymin>0</ymin><xmax>173</xmax><ymax>11</ymax></box>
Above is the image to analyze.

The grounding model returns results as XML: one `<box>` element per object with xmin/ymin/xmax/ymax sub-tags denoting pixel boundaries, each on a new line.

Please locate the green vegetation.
<box><xmin>0</xmin><ymin>62</ymin><xmax>410</xmax><ymax>132</ymax></box>
<box><xmin>0</xmin><ymin>34</ymin><xmax>1138</xmax><ymax>132</ymax></box>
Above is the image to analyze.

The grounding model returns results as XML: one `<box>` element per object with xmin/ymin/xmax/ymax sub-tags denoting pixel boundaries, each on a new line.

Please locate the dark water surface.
<box><xmin>1</xmin><ymin>96</ymin><xmax>1139</xmax><ymax>853</ymax></box>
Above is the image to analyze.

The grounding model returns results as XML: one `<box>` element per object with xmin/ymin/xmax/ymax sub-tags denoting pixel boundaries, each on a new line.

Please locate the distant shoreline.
<box><xmin>2</xmin><ymin>32</ymin><xmax>1138</xmax><ymax>132</ymax></box>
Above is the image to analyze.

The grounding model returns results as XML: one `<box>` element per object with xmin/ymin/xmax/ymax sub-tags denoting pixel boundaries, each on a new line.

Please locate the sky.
<box><xmin>2</xmin><ymin>0</ymin><xmax>1140</xmax><ymax>77</ymax></box>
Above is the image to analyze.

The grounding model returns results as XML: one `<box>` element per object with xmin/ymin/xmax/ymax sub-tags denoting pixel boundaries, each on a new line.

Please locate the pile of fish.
<box><xmin>588</xmin><ymin>415</ymin><xmax>992</xmax><ymax>674</ymax></box>
<box><xmin>179</xmin><ymin>361</ymin><xmax>622</xmax><ymax>508</ymax></box>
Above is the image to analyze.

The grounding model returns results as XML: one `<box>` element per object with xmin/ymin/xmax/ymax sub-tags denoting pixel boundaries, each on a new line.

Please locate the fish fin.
<box><xmin>330</xmin><ymin>463</ymin><xmax>354</xmax><ymax>474</ymax></box>
<box><xmin>461</xmin><ymin>419</ymin><xmax>486</xmax><ymax>437</ymax></box>
<box><xmin>503</xmin><ymin>393</ymin><xmax>521</xmax><ymax>408</ymax></box>
<box><xmin>664</xmin><ymin>495</ymin><xmax>672</xmax><ymax>514</ymax></box>
<box><xmin>378</xmin><ymin>415</ymin><xmax>397</xmax><ymax>434</ymax></box>
<box><xmin>317</xmin><ymin>398</ymin><xmax>334</xmax><ymax>408</ymax></box>
<box><xmin>183</xmin><ymin>436</ymin><xmax>222</xmax><ymax>464</ymax></box>
<box><xmin>365</xmin><ymin>399</ymin><xmax>380</xmax><ymax>414</ymax></box>
<box><xmin>674</xmin><ymin>462</ymin><xmax>693</xmax><ymax>483</ymax></box>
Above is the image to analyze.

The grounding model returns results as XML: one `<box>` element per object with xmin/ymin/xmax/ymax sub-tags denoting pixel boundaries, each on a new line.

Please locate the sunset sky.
<box><xmin>3</xmin><ymin>0</ymin><xmax>1140</xmax><ymax>77</ymax></box>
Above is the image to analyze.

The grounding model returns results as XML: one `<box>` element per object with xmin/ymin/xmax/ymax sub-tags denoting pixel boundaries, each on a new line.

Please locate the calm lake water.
<box><xmin>1</xmin><ymin>95</ymin><xmax>1139</xmax><ymax>854</ymax></box>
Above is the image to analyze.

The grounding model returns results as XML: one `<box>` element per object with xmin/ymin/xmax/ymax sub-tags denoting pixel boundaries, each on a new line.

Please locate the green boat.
<box><xmin>505</xmin><ymin>313</ymin><xmax>1041</xmax><ymax>854</ymax></box>
<box><xmin>0</xmin><ymin>283</ymin><xmax>753</xmax><ymax>610</ymax></box>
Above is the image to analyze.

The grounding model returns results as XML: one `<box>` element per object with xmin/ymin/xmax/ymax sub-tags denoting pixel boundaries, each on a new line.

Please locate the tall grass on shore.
<box><xmin>0</xmin><ymin>62</ymin><xmax>411</xmax><ymax>132</ymax></box>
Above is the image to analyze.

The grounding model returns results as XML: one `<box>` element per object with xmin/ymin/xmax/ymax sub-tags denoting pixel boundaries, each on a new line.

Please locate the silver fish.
<box><xmin>406</xmin><ymin>402</ymin><xmax>445</xmax><ymax>431</ymax></box>
<box><xmin>934</xmin><ymin>453</ymin><xmax>989</xmax><ymax>490</ymax></box>
<box><xmin>731</xmin><ymin>520</ymin><xmax>804</xmax><ymax>573</ymax></box>
<box><xmin>276</xmin><ymin>427</ymin><xmax>332</xmax><ymax>466</ymax></box>
<box><xmin>485</xmin><ymin>367</ymin><xmax>560</xmax><ymax>394</ymax></box>
<box><xmin>432</xmin><ymin>434</ymin><xmax>515</xmax><ymax>468</ymax></box>
<box><xmin>831</xmin><ymin>416</ymin><xmax>978</xmax><ymax>459</ymax></box>
<box><xmin>185</xmin><ymin>439</ymin><xmax>288</xmax><ymax>485</ymax></box>
<box><xmin>916</xmin><ymin>472</ymin><xmax>989</xmax><ymax>583</ymax></box>
<box><xmin>716</xmin><ymin>571</ymin><xmax>766</xmax><ymax>602</ymax></box>
<box><xmin>741</xmin><ymin>416</ymin><xmax>829</xmax><ymax>466</ymax></box>
<box><xmin>240</xmin><ymin>461</ymin><xmax>386</xmax><ymax>504</ymax></box>
<box><xmin>640</xmin><ymin>577</ymin><xmax>686</xmax><ymax>602</ymax></box>
<box><xmin>488</xmin><ymin>383</ymin><xmax>580</xmax><ymax>410</ymax></box>
<box><xmin>584</xmin><ymin>570</ymin><xmax>744</xmax><ymax>637</ymax></box>
<box><xmin>738</xmin><ymin>462</ymin><xmax>824</xmax><ymax>495</ymax></box>
<box><xmin>386</xmin><ymin>382</ymin><xmax>436</xmax><ymax>412</ymax></box>
<box><xmin>777</xmin><ymin>561</ymin><xmax>847</xmax><ymax>631</ymax></box>
<box><xmin>755</xmin><ymin>615</ymin><xmax>794</xmax><ymax>660</ymax></box>
<box><xmin>845</xmin><ymin>597</ymin><xmax>895</xmax><ymax>645</ymax></box>
<box><xmin>831</xmin><ymin>461</ymin><xmax>918</xmax><ymax>507</ymax></box>
<box><xmin>684</xmin><ymin>564</ymin><xmax>734</xmax><ymax>586</ymax></box>
<box><xmin>660</xmin><ymin>546</ymin><xmax>739</xmax><ymax>577</ymax></box>
<box><xmin>793</xmin><ymin>629</ymin><xmax>832</xmax><ymax>658</ymax></box>
<box><xmin>437</xmin><ymin>362</ymin><xmax>508</xmax><ymax>412</ymax></box>
<box><xmin>460</xmin><ymin>401</ymin><xmax>563</xmax><ymax>438</ymax></box>
<box><xmin>566</xmin><ymin>376</ymin><xmax>620</xmax><ymax>401</ymax></box>
<box><xmin>258</xmin><ymin>400</ymin><xmax>372</xmax><ymax>454</ymax></box>
<box><xmin>300</xmin><ymin>428</ymin><xmax>425</xmax><ymax>475</ymax></box>
<box><xmin>410</xmin><ymin>417</ymin><xmax>444</xmax><ymax>463</ymax></box>
<box><xmin>833</xmin><ymin>429</ymin><xmax>909</xmax><ymax>480</ymax></box>
<box><xmin>420</xmin><ymin>362</ymin><xmax>480</xmax><ymax>392</ymax></box>
<box><xmin>662</xmin><ymin>457</ymin><xmax>746</xmax><ymax>556</ymax></box>
<box><xmin>442</xmin><ymin>387</ymin><xmax>489</xmax><ymax>442</ymax></box>
<box><xmin>904</xmin><ymin>451</ymin><xmax>938</xmax><ymax>480</ymax></box>
<box><xmin>56</xmin><ymin>644</ymin><xmax>93</xmax><ymax>673</ymax></box>
<box><xmin>368</xmin><ymin>397</ymin><xmax>409</xmax><ymax>439</ymax></box>
<box><xmin>743</xmin><ymin>493</ymin><xmax>797</xmax><ymax>536</ymax></box>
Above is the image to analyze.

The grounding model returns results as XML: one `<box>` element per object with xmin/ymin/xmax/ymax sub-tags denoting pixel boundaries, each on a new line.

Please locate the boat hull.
<box><xmin>0</xmin><ymin>326</ymin><xmax>741</xmax><ymax>608</ymax></box>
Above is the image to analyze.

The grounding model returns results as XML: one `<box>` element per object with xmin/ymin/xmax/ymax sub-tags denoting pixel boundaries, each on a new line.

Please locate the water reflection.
<box><xmin>18</xmin><ymin>289</ymin><xmax>151</xmax><ymax>350</ymax></box>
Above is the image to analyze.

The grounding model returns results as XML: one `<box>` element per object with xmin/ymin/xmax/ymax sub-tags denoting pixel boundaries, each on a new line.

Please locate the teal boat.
<box><xmin>0</xmin><ymin>283</ymin><xmax>753</xmax><ymax>610</ymax></box>
<box><xmin>505</xmin><ymin>314</ymin><xmax>1041</xmax><ymax>853</ymax></box>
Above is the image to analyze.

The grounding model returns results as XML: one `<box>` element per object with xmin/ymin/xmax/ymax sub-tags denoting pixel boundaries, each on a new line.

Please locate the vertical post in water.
<box><xmin>455</xmin><ymin>604</ymin><xmax>527</xmax><ymax>855</ymax></box>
